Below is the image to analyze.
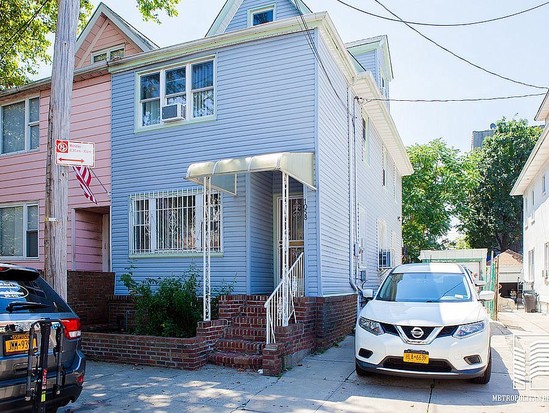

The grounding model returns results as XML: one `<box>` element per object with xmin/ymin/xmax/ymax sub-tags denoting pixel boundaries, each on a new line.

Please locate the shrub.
<box><xmin>121</xmin><ymin>266</ymin><xmax>202</xmax><ymax>338</ymax></box>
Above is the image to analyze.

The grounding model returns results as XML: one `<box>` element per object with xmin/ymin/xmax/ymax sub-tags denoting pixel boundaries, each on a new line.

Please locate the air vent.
<box><xmin>161</xmin><ymin>103</ymin><xmax>185</xmax><ymax>122</ymax></box>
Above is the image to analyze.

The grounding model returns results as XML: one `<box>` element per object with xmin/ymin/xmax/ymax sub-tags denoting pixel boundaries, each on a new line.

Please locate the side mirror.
<box><xmin>362</xmin><ymin>288</ymin><xmax>374</xmax><ymax>299</ymax></box>
<box><xmin>478</xmin><ymin>290</ymin><xmax>495</xmax><ymax>301</ymax></box>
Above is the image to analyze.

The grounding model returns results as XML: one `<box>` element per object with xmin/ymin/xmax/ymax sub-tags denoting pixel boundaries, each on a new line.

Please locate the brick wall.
<box><xmin>67</xmin><ymin>271</ymin><xmax>114</xmax><ymax>327</ymax></box>
<box><xmin>82</xmin><ymin>319</ymin><xmax>228</xmax><ymax>370</ymax></box>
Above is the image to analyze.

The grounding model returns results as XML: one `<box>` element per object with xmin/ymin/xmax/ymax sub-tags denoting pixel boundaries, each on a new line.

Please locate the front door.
<box><xmin>276</xmin><ymin>196</ymin><xmax>304</xmax><ymax>282</ymax></box>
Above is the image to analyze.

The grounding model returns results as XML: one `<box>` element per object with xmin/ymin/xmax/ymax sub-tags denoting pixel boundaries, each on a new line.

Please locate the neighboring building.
<box><xmin>471</xmin><ymin>124</ymin><xmax>496</xmax><ymax>150</ymax></box>
<box><xmin>491</xmin><ymin>249</ymin><xmax>523</xmax><ymax>299</ymax></box>
<box><xmin>419</xmin><ymin>249</ymin><xmax>488</xmax><ymax>281</ymax></box>
<box><xmin>107</xmin><ymin>0</ymin><xmax>411</xmax><ymax>338</ymax></box>
<box><xmin>0</xmin><ymin>3</ymin><xmax>156</xmax><ymax>271</ymax></box>
<box><xmin>511</xmin><ymin>90</ymin><xmax>549</xmax><ymax>313</ymax></box>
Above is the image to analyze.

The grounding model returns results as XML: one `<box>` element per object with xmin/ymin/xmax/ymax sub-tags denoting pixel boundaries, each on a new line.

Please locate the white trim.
<box><xmin>247</xmin><ymin>4</ymin><xmax>276</xmax><ymax>28</ymax></box>
<box><xmin>0</xmin><ymin>202</ymin><xmax>39</xmax><ymax>260</ymax></box>
<box><xmin>0</xmin><ymin>95</ymin><xmax>40</xmax><ymax>155</ymax></box>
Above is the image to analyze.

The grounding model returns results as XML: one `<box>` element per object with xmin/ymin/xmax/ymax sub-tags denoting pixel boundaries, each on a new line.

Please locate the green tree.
<box><xmin>402</xmin><ymin>139</ymin><xmax>468</xmax><ymax>262</ymax></box>
<box><xmin>460</xmin><ymin>118</ymin><xmax>541</xmax><ymax>253</ymax></box>
<box><xmin>0</xmin><ymin>0</ymin><xmax>180</xmax><ymax>89</ymax></box>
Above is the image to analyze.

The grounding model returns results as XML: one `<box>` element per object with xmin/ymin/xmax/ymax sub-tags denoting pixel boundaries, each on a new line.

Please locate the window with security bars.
<box><xmin>129</xmin><ymin>188</ymin><xmax>222</xmax><ymax>255</ymax></box>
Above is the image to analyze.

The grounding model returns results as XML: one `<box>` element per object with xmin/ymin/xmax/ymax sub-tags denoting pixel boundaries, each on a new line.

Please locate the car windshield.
<box><xmin>377</xmin><ymin>272</ymin><xmax>472</xmax><ymax>303</ymax></box>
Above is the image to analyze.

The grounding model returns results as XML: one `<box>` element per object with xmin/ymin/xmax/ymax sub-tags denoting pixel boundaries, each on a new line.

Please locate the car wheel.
<box><xmin>471</xmin><ymin>352</ymin><xmax>491</xmax><ymax>384</ymax></box>
<box><xmin>355</xmin><ymin>360</ymin><xmax>370</xmax><ymax>377</ymax></box>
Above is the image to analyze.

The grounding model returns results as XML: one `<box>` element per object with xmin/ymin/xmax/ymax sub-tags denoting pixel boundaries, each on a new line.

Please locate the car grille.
<box><xmin>437</xmin><ymin>325</ymin><xmax>458</xmax><ymax>337</ymax></box>
<box><xmin>380</xmin><ymin>323</ymin><xmax>398</xmax><ymax>335</ymax></box>
<box><xmin>400</xmin><ymin>326</ymin><xmax>436</xmax><ymax>340</ymax></box>
<box><xmin>382</xmin><ymin>357</ymin><xmax>453</xmax><ymax>373</ymax></box>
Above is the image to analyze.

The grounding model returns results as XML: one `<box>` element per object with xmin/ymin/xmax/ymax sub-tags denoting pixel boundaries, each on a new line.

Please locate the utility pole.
<box><xmin>44</xmin><ymin>0</ymin><xmax>80</xmax><ymax>299</ymax></box>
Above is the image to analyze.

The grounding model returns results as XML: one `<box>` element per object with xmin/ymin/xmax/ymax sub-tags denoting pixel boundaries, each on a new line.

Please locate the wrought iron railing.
<box><xmin>264</xmin><ymin>252</ymin><xmax>304</xmax><ymax>344</ymax></box>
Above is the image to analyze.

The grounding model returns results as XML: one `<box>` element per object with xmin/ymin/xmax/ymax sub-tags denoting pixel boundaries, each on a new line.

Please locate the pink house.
<box><xmin>0</xmin><ymin>3</ymin><xmax>156</xmax><ymax>271</ymax></box>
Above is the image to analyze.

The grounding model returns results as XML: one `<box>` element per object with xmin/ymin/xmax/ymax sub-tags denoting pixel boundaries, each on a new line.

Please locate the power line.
<box><xmin>368</xmin><ymin>0</ymin><xmax>548</xmax><ymax>90</ymax></box>
<box><xmin>360</xmin><ymin>92</ymin><xmax>547</xmax><ymax>104</ymax></box>
<box><xmin>0</xmin><ymin>0</ymin><xmax>52</xmax><ymax>58</ymax></box>
<box><xmin>334</xmin><ymin>0</ymin><xmax>549</xmax><ymax>27</ymax></box>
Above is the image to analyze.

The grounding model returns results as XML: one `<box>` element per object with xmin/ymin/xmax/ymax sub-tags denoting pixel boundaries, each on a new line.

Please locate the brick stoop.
<box><xmin>208</xmin><ymin>295</ymin><xmax>268</xmax><ymax>370</ymax></box>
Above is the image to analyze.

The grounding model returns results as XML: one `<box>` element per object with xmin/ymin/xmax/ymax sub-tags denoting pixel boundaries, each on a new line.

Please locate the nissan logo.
<box><xmin>411</xmin><ymin>327</ymin><xmax>424</xmax><ymax>339</ymax></box>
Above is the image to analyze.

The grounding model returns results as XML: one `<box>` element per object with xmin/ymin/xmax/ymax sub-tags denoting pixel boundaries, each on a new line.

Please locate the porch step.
<box><xmin>208</xmin><ymin>350</ymin><xmax>263</xmax><ymax>370</ymax></box>
<box><xmin>224</xmin><ymin>326</ymin><xmax>267</xmax><ymax>341</ymax></box>
<box><xmin>232</xmin><ymin>316</ymin><xmax>267</xmax><ymax>328</ymax></box>
<box><xmin>216</xmin><ymin>338</ymin><xmax>266</xmax><ymax>354</ymax></box>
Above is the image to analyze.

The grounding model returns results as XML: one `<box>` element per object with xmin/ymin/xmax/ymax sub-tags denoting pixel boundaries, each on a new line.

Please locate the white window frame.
<box><xmin>91</xmin><ymin>45</ymin><xmax>125</xmax><ymax>64</ymax></box>
<box><xmin>0</xmin><ymin>96</ymin><xmax>40</xmax><ymax>155</ymax></box>
<box><xmin>528</xmin><ymin>248</ymin><xmax>535</xmax><ymax>283</ymax></box>
<box><xmin>248</xmin><ymin>5</ymin><xmax>276</xmax><ymax>27</ymax></box>
<box><xmin>129</xmin><ymin>188</ymin><xmax>222</xmax><ymax>256</ymax></box>
<box><xmin>0</xmin><ymin>202</ymin><xmax>39</xmax><ymax>259</ymax></box>
<box><xmin>542</xmin><ymin>173</ymin><xmax>546</xmax><ymax>195</ymax></box>
<box><xmin>136</xmin><ymin>57</ymin><xmax>216</xmax><ymax>130</ymax></box>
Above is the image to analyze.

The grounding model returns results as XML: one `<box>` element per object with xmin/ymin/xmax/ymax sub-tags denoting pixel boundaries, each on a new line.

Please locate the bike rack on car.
<box><xmin>25</xmin><ymin>319</ymin><xmax>64</xmax><ymax>413</ymax></box>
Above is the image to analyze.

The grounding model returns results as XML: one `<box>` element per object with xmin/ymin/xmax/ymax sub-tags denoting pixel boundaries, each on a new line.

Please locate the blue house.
<box><xmin>108</xmin><ymin>0</ymin><xmax>412</xmax><ymax>367</ymax></box>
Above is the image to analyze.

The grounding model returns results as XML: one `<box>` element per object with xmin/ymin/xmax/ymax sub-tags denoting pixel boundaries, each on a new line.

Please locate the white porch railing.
<box><xmin>265</xmin><ymin>252</ymin><xmax>305</xmax><ymax>344</ymax></box>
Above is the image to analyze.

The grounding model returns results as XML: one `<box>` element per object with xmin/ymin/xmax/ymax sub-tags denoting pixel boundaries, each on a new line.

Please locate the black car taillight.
<box><xmin>61</xmin><ymin>318</ymin><xmax>81</xmax><ymax>339</ymax></box>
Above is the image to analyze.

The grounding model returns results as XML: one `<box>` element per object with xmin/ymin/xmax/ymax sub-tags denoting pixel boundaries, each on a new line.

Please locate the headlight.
<box><xmin>358</xmin><ymin>317</ymin><xmax>384</xmax><ymax>335</ymax></box>
<box><xmin>453</xmin><ymin>321</ymin><xmax>485</xmax><ymax>339</ymax></box>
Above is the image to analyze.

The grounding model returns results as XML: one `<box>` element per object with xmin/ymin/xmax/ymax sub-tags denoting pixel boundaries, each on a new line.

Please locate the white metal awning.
<box><xmin>185</xmin><ymin>152</ymin><xmax>316</xmax><ymax>194</ymax></box>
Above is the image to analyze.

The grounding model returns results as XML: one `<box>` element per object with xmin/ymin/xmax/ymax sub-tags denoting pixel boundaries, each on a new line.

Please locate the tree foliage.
<box><xmin>460</xmin><ymin>118</ymin><xmax>541</xmax><ymax>253</ymax></box>
<box><xmin>402</xmin><ymin>139</ymin><xmax>469</xmax><ymax>262</ymax></box>
<box><xmin>0</xmin><ymin>0</ymin><xmax>181</xmax><ymax>90</ymax></box>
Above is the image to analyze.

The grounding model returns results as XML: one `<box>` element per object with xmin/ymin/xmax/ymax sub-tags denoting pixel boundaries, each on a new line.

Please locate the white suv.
<box><xmin>355</xmin><ymin>263</ymin><xmax>494</xmax><ymax>384</ymax></box>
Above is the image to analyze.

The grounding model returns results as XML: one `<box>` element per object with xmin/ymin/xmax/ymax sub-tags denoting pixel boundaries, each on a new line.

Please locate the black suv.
<box><xmin>0</xmin><ymin>263</ymin><xmax>85</xmax><ymax>412</ymax></box>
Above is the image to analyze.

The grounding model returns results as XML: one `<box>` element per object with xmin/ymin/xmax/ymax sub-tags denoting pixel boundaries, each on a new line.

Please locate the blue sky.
<box><xmin>39</xmin><ymin>0</ymin><xmax>549</xmax><ymax>153</ymax></box>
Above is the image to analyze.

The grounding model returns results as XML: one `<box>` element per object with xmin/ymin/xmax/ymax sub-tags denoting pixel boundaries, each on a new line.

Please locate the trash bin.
<box><xmin>523</xmin><ymin>291</ymin><xmax>537</xmax><ymax>313</ymax></box>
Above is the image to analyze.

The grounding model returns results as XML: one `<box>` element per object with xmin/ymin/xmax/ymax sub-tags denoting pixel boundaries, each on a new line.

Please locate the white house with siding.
<box><xmin>511</xmin><ymin>90</ymin><xmax>549</xmax><ymax>313</ymax></box>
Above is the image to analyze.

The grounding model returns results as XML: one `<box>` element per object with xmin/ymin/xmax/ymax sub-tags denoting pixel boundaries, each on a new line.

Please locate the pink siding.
<box><xmin>73</xmin><ymin>209</ymin><xmax>103</xmax><ymax>271</ymax></box>
<box><xmin>0</xmin><ymin>74</ymin><xmax>112</xmax><ymax>270</ymax></box>
<box><xmin>75</xmin><ymin>13</ymin><xmax>142</xmax><ymax>69</ymax></box>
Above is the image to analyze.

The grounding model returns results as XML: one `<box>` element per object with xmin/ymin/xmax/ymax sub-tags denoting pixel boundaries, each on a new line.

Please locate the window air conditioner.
<box><xmin>161</xmin><ymin>103</ymin><xmax>185</xmax><ymax>122</ymax></box>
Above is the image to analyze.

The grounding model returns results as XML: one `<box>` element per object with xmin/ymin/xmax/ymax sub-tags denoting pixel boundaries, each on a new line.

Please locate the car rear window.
<box><xmin>377</xmin><ymin>272</ymin><xmax>472</xmax><ymax>303</ymax></box>
<box><xmin>0</xmin><ymin>278</ymin><xmax>71</xmax><ymax>314</ymax></box>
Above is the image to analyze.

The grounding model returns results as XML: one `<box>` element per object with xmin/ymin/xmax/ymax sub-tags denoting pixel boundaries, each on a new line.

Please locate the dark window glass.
<box><xmin>0</xmin><ymin>278</ymin><xmax>71</xmax><ymax>314</ymax></box>
<box><xmin>140</xmin><ymin>73</ymin><xmax>160</xmax><ymax>100</ymax></box>
<box><xmin>253</xmin><ymin>10</ymin><xmax>274</xmax><ymax>25</ymax></box>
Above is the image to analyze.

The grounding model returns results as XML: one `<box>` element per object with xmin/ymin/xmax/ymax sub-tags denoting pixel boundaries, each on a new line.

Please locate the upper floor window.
<box><xmin>0</xmin><ymin>203</ymin><xmax>38</xmax><ymax>259</ymax></box>
<box><xmin>382</xmin><ymin>145</ymin><xmax>387</xmax><ymax>187</ymax></box>
<box><xmin>92</xmin><ymin>46</ymin><xmax>125</xmax><ymax>64</ymax></box>
<box><xmin>129</xmin><ymin>188</ymin><xmax>222</xmax><ymax>255</ymax></box>
<box><xmin>249</xmin><ymin>6</ymin><xmax>275</xmax><ymax>27</ymax></box>
<box><xmin>1</xmin><ymin>97</ymin><xmax>39</xmax><ymax>155</ymax></box>
<box><xmin>362</xmin><ymin>116</ymin><xmax>369</xmax><ymax>165</ymax></box>
<box><xmin>138</xmin><ymin>59</ymin><xmax>215</xmax><ymax>128</ymax></box>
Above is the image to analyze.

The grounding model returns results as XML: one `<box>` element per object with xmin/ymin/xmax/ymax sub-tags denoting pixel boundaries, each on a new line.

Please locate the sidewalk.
<box><xmin>59</xmin><ymin>319</ymin><xmax>549</xmax><ymax>413</ymax></box>
<box><xmin>497</xmin><ymin>308</ymin><xmax>549</xmax><ymax>334</ymax></box>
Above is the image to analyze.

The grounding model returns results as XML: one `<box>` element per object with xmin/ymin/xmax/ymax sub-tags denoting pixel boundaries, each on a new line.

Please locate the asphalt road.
<box><xmin>59</xmin><ymin>315</ymin><xmax>549</xmax><ymax>413</ymax></box>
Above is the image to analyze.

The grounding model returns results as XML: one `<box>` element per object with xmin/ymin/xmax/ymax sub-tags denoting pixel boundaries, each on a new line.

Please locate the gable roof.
<box><xmin>76</xmin><ymin>2</ymin><xmax>158</xmax><ymax>53</ymax></box>
<box><xmin>511</xmin><ymin>123</ymin><xmax>548</xmax><ymax>196</ymax></box>
<box><xmin>206</xmin><ymin>0</ymin><xmax>312</xmax><ymax>37</ymax></box>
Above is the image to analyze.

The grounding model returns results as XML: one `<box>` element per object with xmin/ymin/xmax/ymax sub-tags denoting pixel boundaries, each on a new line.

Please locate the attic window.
<box><xmin>249</xmin><ymin>6</ymin><xmax>274</xmax><ymax>27</ymax></box>
<box><xmin>91</xmin><ymin>46</ymin><xmax>125</xmax><ymax>64</ymax></box>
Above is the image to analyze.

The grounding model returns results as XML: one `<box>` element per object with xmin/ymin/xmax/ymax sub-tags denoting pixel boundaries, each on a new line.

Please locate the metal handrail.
<box><xmin>264</xmin><ymin>253</ymin><xmax>304</xmax><ymax>344</ymax></box>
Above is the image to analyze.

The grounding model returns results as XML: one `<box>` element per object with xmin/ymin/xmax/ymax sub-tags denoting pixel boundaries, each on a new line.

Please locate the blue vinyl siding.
<box><xmin>350</xmin><ymin>49</ymin><xmax>377</xmax><ymax>82</ymax></box>
<box><xmin>316</xmin><ymin>32</ymin><xmax>353</xmax><ymax>296</ymax></box>
<box><xmin>225</xmin><ymin>0</ymin><xmax>301</xmax><ymax>33</ymax></box>
<box><xmin>248</xmin><ymin>172</ymin><xmax>275</xmax><ymax>294</ymax></box>
<box><xmin>111</xmin><ymin>32</ymin><xmax>316</xmax><ymax>294</ymax></box>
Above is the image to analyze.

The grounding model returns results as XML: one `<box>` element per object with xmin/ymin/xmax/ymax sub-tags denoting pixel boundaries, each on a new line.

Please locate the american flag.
<box><xmin>73</xmin><ymin>166</ymin><xmax>97</xmax><ymax>204</ymax></box>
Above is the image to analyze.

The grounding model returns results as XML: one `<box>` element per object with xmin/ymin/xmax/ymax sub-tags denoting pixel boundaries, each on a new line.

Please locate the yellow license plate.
<box><xmin>4</xmin><ymin>334</ymin><xmax>32</xmax><ymax>355</ymax></box>
<box><xmin>403</xmin><ymin>350</ymin><xmax>429</xmax><ymax>364</ymax></box>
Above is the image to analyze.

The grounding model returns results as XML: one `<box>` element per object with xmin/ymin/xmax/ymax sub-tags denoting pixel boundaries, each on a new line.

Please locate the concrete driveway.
<box><xmin>60</xmin><ymin>316</ymin><xmax>548</xmax><ymax>413</ymax></box>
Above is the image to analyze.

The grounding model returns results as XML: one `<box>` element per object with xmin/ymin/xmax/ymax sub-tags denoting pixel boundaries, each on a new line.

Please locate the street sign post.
<box><xmin>55</xmin><ymin>140</ymin><xmax>95</xmax><ymax>167</ymax></box>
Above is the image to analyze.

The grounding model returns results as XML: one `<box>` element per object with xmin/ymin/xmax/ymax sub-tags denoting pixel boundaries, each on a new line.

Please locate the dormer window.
<box><xmin>91</xmin><ymin>45</ymin><xmax>125</xmax><ymax>64</ymax></box>
<box><xmin>249</xmin><ymin>6</ymin><xmax>275</xmax><ymax>27</ymax></box>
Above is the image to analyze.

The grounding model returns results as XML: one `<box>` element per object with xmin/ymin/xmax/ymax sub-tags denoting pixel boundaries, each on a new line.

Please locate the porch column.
<box><xmin>202</xmin><ymin>176</ymin><xmax>212</xmax><ymax>321</ymax></box>
<box><xmin>282</xmin><ymin>171</ymin><xmax>289</xmax><ymax>326</ymax></box>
